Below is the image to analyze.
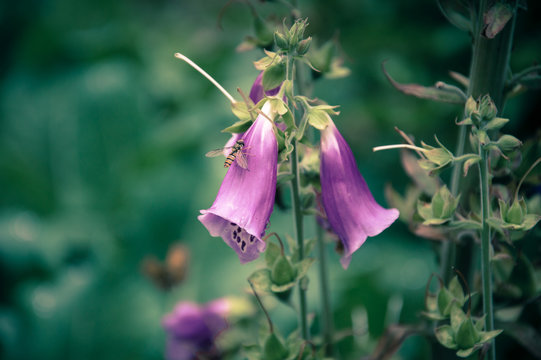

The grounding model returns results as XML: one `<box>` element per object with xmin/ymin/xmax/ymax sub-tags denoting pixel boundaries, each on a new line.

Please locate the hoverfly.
<box><xmin>205</xmin><ymin>139</ymin><xmax>249</xmax><ymax>169</ymax></box>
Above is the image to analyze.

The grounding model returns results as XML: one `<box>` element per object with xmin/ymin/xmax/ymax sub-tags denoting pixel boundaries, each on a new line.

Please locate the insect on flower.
<box><xmin>206</xmin><ymin>139</ymin><xmax>249</xmax><ymax>169</ymax></box>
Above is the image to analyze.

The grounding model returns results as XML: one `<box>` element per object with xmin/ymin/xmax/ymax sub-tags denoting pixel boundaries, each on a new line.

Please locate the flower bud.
<box><xmin>271</xmin><ymin>256</ymin><xmax>296</xmax><ymax>285</ymax></box>
<box><xmin>465</xmin><ymin>96</ymin><xmax>477</xmax><ymax>117</ymax></box>
<box><xmin>296</xmin><ymin>36</ymin><xmax>312</xmax><ymax>55</ymax></box>
<box><xmin>274</xmin><ymin>31</ymin><xmax>289</xmax><ymax>50</ymax></box>
<box><xmin>437</xmin><ymin>288</ymin><xmax>454</xmax><ymax>316</ymax></box>
<box><xmin>496</xmin><ymin>134</ymin><xmax>522</xmax><ymax>153</ymax></box>
<box><xmin>506</xmin><ymin>198</ymin><xmax>524</xmax><ymax>225</ymax></box>
<box><xmin>455</xmin><ymin>318</ymin><xmax>480</xmax><ymax>349</ymax></box>
<box><xmin>263</xmin><ymin>333</ymin><xmax>289</xmax><ymax>360</ymax></box>
<box><xmin>479</xmin><ymin>94</ymin><xmax>498</xmax><ymax>121</ymax></box>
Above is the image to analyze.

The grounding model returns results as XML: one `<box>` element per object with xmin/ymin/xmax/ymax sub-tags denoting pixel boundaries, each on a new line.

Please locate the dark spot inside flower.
<box><xmin>249</xmin><ymin>235</ymin><xmax>255</xmax><ymax>243</ymax></box>
<box><xmin>233</xmin><ymin>230</ymin><xmax>237</xmax><ymax>237</ymax></box>
<box><xmin>236</xmin><ymin>236</ymin><xmax>241</xmax><ymax>244</ymax></box>
<box><xmin>237</xmin><ymin>226</ymin><xmax>242</xmax><ymax>233</ymax></box>
<box><xmin>230</xmin><ymin>222</ymin><xmax>236</xmax><ymax>226</ymax></box>
<box><xmin>241</xmin><ymin>241</ymin><xmax>246</xmax><ymax>252</ymax></box>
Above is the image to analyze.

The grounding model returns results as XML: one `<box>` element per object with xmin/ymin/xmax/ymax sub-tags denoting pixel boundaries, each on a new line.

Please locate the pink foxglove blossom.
<box><xmin>320</xmin><ymin>119</ymin><xmax>399</xmax><ymax>269</ymax></box>
<box><xmin>198</xmin><ymin>101</ymin><xmax>278</xmax><ymax>263</ymax></box>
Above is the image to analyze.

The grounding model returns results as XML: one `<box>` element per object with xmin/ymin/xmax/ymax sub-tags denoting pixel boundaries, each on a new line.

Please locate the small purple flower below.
<box><xmin>320</xmin><ymin>119</ymin><xmax>399</xmax><ymax>269</ymax></box>
<box><xmin>163</xmin><ymin>299</ymin><xmax>229</xmax><ymax>360</ymax></box>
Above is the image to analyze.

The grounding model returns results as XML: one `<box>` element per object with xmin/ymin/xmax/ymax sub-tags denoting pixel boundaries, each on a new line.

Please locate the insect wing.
<box><xmin>235</xmin><ymin>150</ymin><xmax>249</xmax><ymax>169</ymax></box>
<box><xmin>205</xmin><ymin>147</ymin><xmax>232</xmax><ymax>158</ymax></box>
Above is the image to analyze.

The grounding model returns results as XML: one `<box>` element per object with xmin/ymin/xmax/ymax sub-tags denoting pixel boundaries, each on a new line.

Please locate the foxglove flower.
<box><xmin>162</xmin><ymin>299</ymin><xmax>229</xmax><ymax>360</ymax></box>
<box><xmin>199</xmin><ymin>101</ymin><xmax>278</xmax><ymax>263</ymax></box>
<box><xmin>320</xmin><ymin>120</ymin><xmax>399</xmax><ymax>269</ymax></box>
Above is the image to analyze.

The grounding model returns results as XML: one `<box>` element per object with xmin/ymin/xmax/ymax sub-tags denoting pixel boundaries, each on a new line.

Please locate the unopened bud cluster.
<box><xmin>274</xmin><ymin>19</ymin><xmax>312</xmax><ymax>55</ymax></box>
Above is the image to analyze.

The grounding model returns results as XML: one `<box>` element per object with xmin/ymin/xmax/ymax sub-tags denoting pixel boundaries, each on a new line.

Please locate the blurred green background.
<box><xmin>1</xmin><ymin>0</ymin><xmax>539</xmax><ymax>359</ymax></box>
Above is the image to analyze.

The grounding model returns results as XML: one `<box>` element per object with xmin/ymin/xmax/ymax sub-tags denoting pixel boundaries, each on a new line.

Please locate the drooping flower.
<box><xmin>162</xmin><ymin>299</ymin><xmax>229</xmax><ymax>360</ymax></box>
<box><xmin>199</xmin><ymin>101</ymin><xmax>278</xmax><ymax>263</ymax></box>
<box><xmin>320</xmin><ymin>119</ymin><xmax>399</xmax><ymax>269</ymax></box>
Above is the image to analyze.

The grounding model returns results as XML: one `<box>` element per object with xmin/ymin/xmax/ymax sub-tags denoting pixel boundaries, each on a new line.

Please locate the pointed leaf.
<box><xmin>478</xmin><ymin>329</ymin><xmax>503</xmax><ymax>344</ymax></box>
<box><xmin>221</xmin><ymin>118</ymin><xmax>253</xmax><ymax>133</ymax></box>
<box><xmin>456</xmin><ymin>347</ymin><xmax>476</xmax><ymax>358</ymax></box>
<box><xmin>483</xmin><ymin>3</ymin><xmax>513</xmax><ymax>39</ymax></box>
<box><xmin>265</xmin><ymin>242</ymin><xmax>282</xmax><ymax>268</ymax></box>
<box><xmin>383</xmin><ymin>62</ymin><xmax>466</xmax><ymax>104</ymax></box>
<box><xmin>248</xmin><ymin>269</ymin><xmax>272</xmax><ymax>292</ymax></box>
<box><xmin>448</xmin><ymin>276</ymin><xmax>465</xmax><ymax>303</ymax></box>
<box><xmin>437</xmin><ymin>0</ymin><xmax>472</xmax><ymax>32</ymax></box>
<box><xmin>435</xmin><ymin>325</ymin><xmax>458</xmax><ymax>349</ymax></box>
<box><xmin>262</xmin><ymin>62</ymin><xmax>286</xmax><ymax>91</ymax></box>
<box><xmin>295</xmin><ymin>258</ymin><xmax>315</xmax><ymax>279</ymax></box>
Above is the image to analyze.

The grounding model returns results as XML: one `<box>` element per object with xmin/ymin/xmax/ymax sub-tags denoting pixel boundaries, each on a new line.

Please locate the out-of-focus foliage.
<box><xmin>0</xmin><ymin>0</ymin><xmax>539</xmax><ymax>359</ymax></box>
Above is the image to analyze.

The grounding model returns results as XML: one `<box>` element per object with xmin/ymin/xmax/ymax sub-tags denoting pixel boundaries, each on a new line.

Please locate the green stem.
<box><xmin>287</xmin><ymin>53</ymin><xmax>309</xmax><ymax>340</ymax></box>
<box><xmin>439</xmin><ymin>122</ymin><xmax>465</xmax><ymax>282</ymax></box>
<box><xmin>467</xmin><ymin>2</ymin><xmax>517</xmax><ymax>359</ymax></box>
<box><xmin>479</xmin><ymin>147</ymin><xmax>495</xmax><ymax>360</ymax></box>
<box><xmin>316</xmin><ymin>224</ymin><xmax>333</xmax><ymax>355</ymax></box>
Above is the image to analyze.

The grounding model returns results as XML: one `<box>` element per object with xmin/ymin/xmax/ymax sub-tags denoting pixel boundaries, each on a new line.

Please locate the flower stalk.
<box><xmin>479</xmin><ymin>145</ymin><xmax>494</xmax><ymax>360</ymax></box>
<box><xmin>466</xmin><ymin>2</ymin><xmax>517</xmax><ymax>359</ymax></box>
<box><xmin>316</xmin><ymin>223</ymin><xmax>333</xmax><ymax>355</ymax></box>
<box><xmin>287</xmin><ymin>52</ymin><xmax>309</xmax><ymax>340</ymax></box>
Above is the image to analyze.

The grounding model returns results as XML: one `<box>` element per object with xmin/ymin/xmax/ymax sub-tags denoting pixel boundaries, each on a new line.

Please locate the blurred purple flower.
<box><xmin>199</xmin><ymin>101</ymin><xmax>278</xmax><ymax>263</ymax></box>
<box><xmin>163</xmin><ymin>299</ymin><xmax>229</xmax><ymax>360</ymax></box>
<box><xmin>320</xmin><ymin>119</ymin><xmax>399</xmax><ymax>269</ymax></box>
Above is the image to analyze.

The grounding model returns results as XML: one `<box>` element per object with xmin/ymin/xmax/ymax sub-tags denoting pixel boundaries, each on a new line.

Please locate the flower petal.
<box><xmin>320</xmin><ymin>120</ymin><xmax>399</xmax><ymax>269</ymax></box>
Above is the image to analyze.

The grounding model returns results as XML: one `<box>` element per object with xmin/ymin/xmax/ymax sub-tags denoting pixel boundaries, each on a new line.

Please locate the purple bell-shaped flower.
<box><xmin>320</xmin><ymin>119</ymin><xmax>399</xmax><ymax>269</ymax></box>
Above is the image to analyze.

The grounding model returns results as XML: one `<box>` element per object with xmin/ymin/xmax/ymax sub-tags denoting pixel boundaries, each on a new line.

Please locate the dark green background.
<box><xmin>1</xmin><ymin>0</ymin><xmax>539</xmax><ymax>359</ymax></box>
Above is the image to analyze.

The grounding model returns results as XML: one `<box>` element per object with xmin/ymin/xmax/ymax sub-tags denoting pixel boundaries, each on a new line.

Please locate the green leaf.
<box><xmin>521</xmin><ymin>214</ymin><xmax>541</xmax><ymax>231</ymax></box>
<box><xmin>248</xmin><ymin>269</ymin><xmax>272</xmax><ymax>292</ymax></box>
<box><xmin>435</xmin><ymin>325</ymin><xmax>458</xmax><ymax>349</ymax></box>
<box><xmin>483</xmin><ymin>2</ymin><xmax>513</xmax><ymax>39</ymax></box>
<box><xmin>270</xmin><ymin>282</ymin><xmax>296</xmax><ymax>293</ymax></box>
<box><xmin>463</xmin><ymin>155</ymin><xmax>481</xmax><ymax>176</ymax></box>
<box><xmin>506</xmin><ymin>199</ymin><xmax>524</xmax><ymax>225</ymax></box>
<box><xmin>271</xmin><ymin>257</ymin><xmax>296</xmax><ymax>286</ymax></box>
<box><xmin>295</xmin><ymin>113</ymin><xmax>309</xmax><ymax>141</ymax></box>
<box><xmin>231</xmin><ymin>101</ymin><xmax>253</xmax><ymax>121</ymax></box>
<box><xmin>455</xmin><ymin>318</ymin><xmax>480</xmax><ymax>349</ymax></box>
<box><xmin>307</xmin><ymin>109</ymin><xmax>331</xmax><ymax>130</ymax></box>
<box><xmin>437</xmin><ymin>288</ymin><xmax>455</xmax><ymax>317</ymax></box>
<box><xmin>280</xmin><ymin>130</ymin><xmax>295</xmax><ymax>162</ymax></box>
<box><xmin>496</xmin><ymin>134</ymin><xmax>522</xmax><ymax>153</ymax></box>
<box><xmin>221</xmin><ymin>118</ymin><xmax>252</xmax><ymax>134</ymax></box>
<box><xmin>295</xmin><ymin>258</ymin><xmax>315</xmax><ymax>279</ymax></box>
<box><xmin>262</xmin><ymin>62</ymin><xmax>286</xmax><ymax>91</ymax></box>
<box><xmin>437</xmin><ymin>0</ymin><xmax>472</xmax><ymax>32</ymax></box>
<box><xmin>478</xmin><ymin>329</ymin><xmax>503</xmax><ymax>344</ymax></box>
<box><xmin>483</xmin><ymin>117</ymin><xmax>509</xmax><ymax>131</ymax></box>
<box><xmin>383</xmin><ymin>62</ymin><xmax>466</xmax><ymax>104</ymax></box>
<box><xmin>448</xmin><ymin>276</ymin><xmax>465</xmax><ymax>303</ymax></box>
<box><xmin>265</xmin><ymin>242</ymin><xmax>282</xmax><ymax>268</ymax></box>
<box><xmin>450</xmin><ymin>304</ymin><xmax>467</xmax><ymax>332</ymax></box>
<box><xmin>450</xmin><ymin>219</ymin><xmax>482</xmax><ymax>230</ymax></box>
<box><xmin>456</xmin><ymin>347</ymin><xmax>476</xmax><ymax>358</ymax></box>
<box><xmin>263</xmin><ymin>333</ymin><xmax>289</xmax><ymax>360</ymax></box>
<box><xmin>417</xmin><ymin>201</ymin><xmax>434</xmax><ymax>221</ymax></box>
<box><xmin>254</xmin><ymin>16</ymin><xmax>274</xmax><ymax>46</ymax></box>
